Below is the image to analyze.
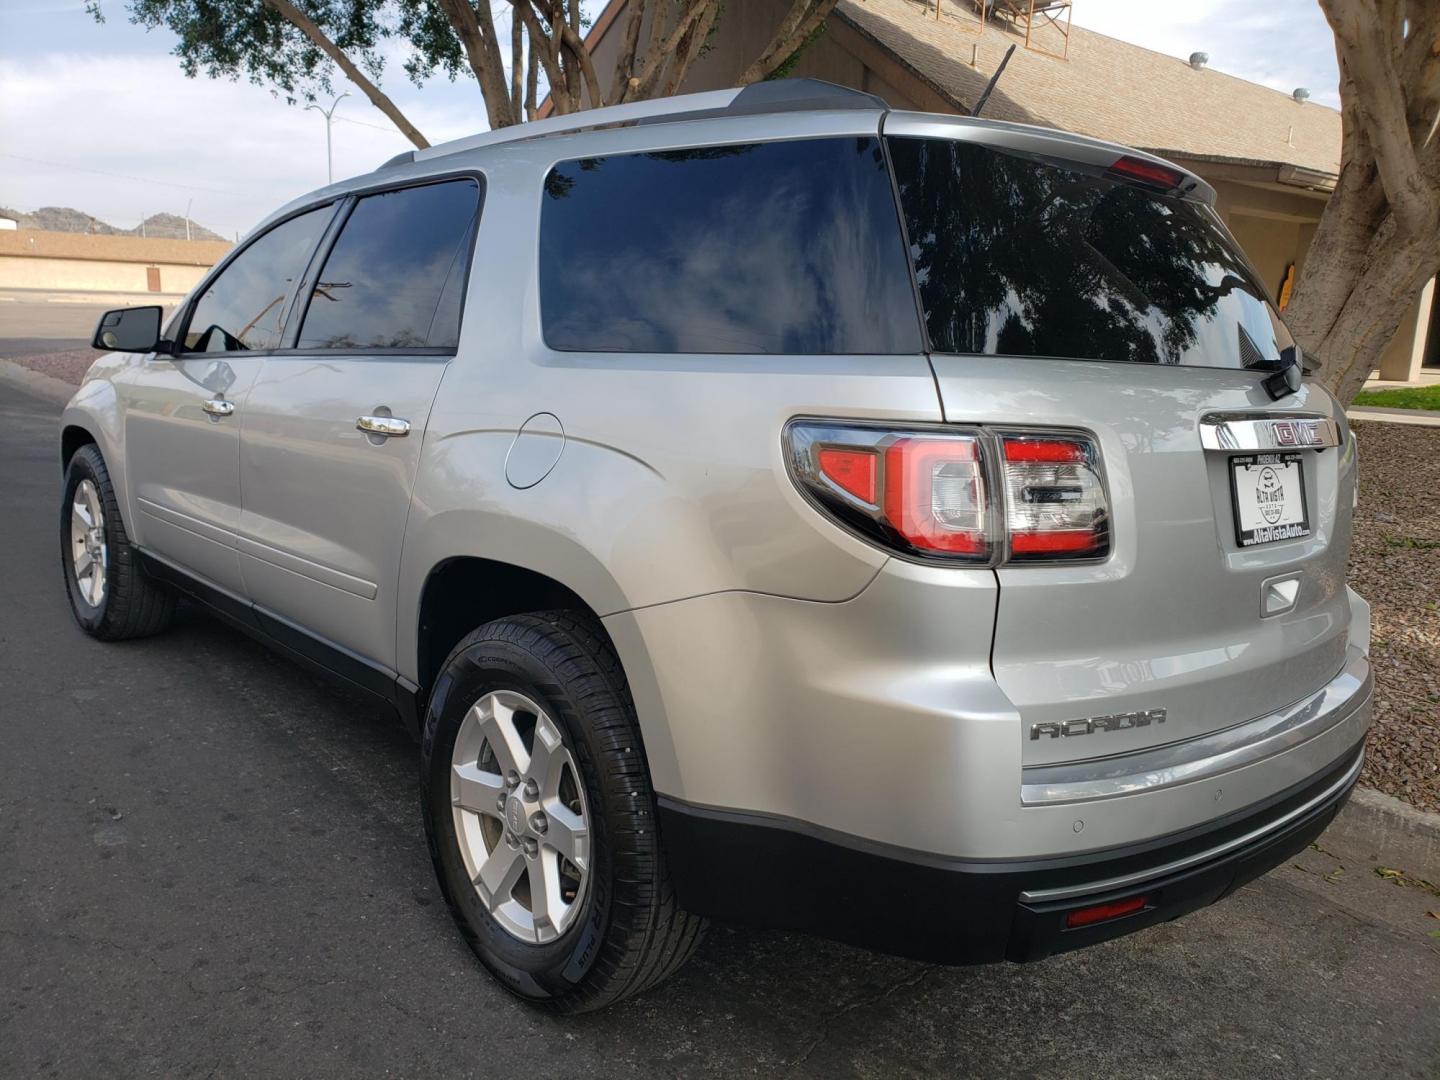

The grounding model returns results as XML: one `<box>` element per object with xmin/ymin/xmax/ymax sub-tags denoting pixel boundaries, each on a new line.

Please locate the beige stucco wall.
<box><xmin>0</xmin><ymin>254</ymin><xmax>210</xmax><ymax>294</ymax></box>
<box><xmin>0</xmin><ymin>229</ymin><xmax>229</xmax><ymax>297</ymax></box>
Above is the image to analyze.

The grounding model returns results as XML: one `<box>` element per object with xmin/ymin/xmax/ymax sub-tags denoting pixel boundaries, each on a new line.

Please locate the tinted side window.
<box><xmin>539</xmin><ymin>138</ymin><xmax>922</xmax><ymax>354</ymax></box>
<box><xmin>184</xmin><ymin>207</ymin><xmax>331</xmax><ymax>353</ymax></box>
<box><xmin>888</xmin><ymin>136</ymin><xmax>1291</xmax><ymax>368</ymax></box>
<box><xmin>296</xmin><ymin>179</ymin><xmax>480</xmax><ymax>351</ymax></box>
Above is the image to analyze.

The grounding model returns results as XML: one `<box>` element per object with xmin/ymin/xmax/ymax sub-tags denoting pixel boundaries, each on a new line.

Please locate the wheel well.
<box><xmin>416</xmin><ymin>557</ymin><xmax>609</xmax><ymax>695</ymax></box>
<box><xmin>61</xmin><ymin>425</ymin><xmax>96</xmax><ymax>468</ymax></box>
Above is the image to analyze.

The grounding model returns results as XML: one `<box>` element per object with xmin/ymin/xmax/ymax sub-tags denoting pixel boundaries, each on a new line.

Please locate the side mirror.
<box><xmin>92</xmin><ymin>306</ymin><xmax>163</xmax><ymax>353</ymax></box>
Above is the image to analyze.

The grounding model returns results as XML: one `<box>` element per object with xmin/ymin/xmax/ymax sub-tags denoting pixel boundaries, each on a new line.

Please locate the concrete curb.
<box><xmin>1348</xmin><ymin>407</ymin><xmax>1440</xmax><ymax>427</ymax></box>
<box><xmin>1329</xmin><ymin>786</ymin><xmax>1440</xmax><ymax>881</ymax></box>
<box><xmin>0</xmin><ymin>359</ymin><xmax>78</xmax><ymax>407</ymax></box>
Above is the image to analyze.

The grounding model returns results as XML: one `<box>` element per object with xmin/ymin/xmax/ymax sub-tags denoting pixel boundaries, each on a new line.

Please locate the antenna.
<box><xmin>972</xmin><ymin>44</ymin><xmax>1016</xmax><ymax>117</ymax></box>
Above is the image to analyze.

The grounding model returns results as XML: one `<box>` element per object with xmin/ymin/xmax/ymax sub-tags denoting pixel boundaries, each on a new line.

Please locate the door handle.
<box><xmin>202</xmin><ymin>398</ymin><xmax>235</xmax><ymax>418</ymax></box>
<box><xmin>356</xmin><ymin>415</ymin><xmax>411</xmax><ymax>438</ymax></box>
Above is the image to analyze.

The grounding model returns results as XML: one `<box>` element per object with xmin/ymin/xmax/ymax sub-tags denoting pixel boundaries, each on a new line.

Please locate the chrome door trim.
<box><xmin>356</xmin><ymin>415</ymin><xmax>412</xmax><ymax>438</ymax></box>
<box><xmin>1020</xmin><ymin>649</ymin><xmax>1370</xmax><ymax>806</ymax></box>
<box><xmin>202</xmin><ymin>398</ymin><xmax>236</xmax><ymax>418</ymax></box>
<box><xmin>1198</xmin><ymin>413</ymin><xmax>1340</xmax><ymax>452</ymax></box>
<box><xmin>1019</xmin><ymin>748</ymin><xmax>1364</xmax><ymax>904</ymax></box>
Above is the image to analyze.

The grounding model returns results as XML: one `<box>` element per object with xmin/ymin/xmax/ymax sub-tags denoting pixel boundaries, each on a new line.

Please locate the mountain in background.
<box><xmin>0</xmin><ymin>205</ymin><xmax>226</xmax><ymax>242</ymax></box>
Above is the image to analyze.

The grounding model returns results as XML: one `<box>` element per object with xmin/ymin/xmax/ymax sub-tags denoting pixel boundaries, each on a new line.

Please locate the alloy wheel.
<box><xmin>69</xmin><ymin>479</ymin><xmax>107</xmax><ymax>608</ymax></box>
<box><xmin>450</xmin><ymin>689</ymin><xmax>591</xmax><ymax>944</ymax></box>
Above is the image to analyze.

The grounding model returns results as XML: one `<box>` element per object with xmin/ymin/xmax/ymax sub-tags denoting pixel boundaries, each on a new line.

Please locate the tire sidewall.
<box><xmin>422</xmin><ymin>635</ymin><xmax>614</xmax><ymax>1002</ymax></box>
<box><xmin>61</xmin><ymin>450</ymin><xmax>111</xmax><ymax>633</ymax></box>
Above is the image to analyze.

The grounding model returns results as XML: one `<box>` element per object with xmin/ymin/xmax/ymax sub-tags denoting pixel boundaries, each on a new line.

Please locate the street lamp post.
<box><xmin>306</xmin><ymin>92</ymin><xmax>350</xmax><ymax>184</ymax></box>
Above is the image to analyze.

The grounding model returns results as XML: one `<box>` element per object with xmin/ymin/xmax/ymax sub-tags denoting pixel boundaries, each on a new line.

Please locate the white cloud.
<box><xmin>0</xmin><ymin>51</ymin><xmax>485</xmax><ymax>237</ymax></box>
<box><xmin>1074</xmin><ymin>0</ymin><xmax>1340</xmax><ymax>108</ymax></box>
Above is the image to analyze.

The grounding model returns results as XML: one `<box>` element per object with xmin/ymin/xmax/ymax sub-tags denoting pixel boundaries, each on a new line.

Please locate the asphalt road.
<box><xmin>0</xmin><ymin>291</ymin><xmax>181</xmax><ymax>357</ymax></box>
<box><xmin>2</xmin><ymin>381</ymin><xmax>1438</xmax><ymax>1079</ymax></box>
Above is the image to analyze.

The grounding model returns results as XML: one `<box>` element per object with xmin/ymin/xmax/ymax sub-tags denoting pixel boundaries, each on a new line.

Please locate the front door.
<box><xmin>236</xmin><ymin>177</ymin><xmax>481</xmax><ymax>670</ymax></box>
<box><xmin>122</xmin><ymin>205</ymin><xmax>334</xmax><ymax>594</ymax></box>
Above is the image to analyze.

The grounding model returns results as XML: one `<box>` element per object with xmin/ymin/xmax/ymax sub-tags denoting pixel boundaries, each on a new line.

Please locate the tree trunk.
<box><xmin>261</xmin><ymin>0</ymin><xmax>430</xmax><ymax>149</ymax></box>
<box><xmin>1281</xmin><ymin>0</ymin><xmax>1440</xmax><ymax>405</ymax></box>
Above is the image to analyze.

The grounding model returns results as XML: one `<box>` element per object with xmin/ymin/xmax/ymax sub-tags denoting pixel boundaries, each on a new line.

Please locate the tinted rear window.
<box><xmin>539</xmin><ymin>138</ymin><xmax>922</xmax><ymax>354</ymax></box>
<box><xmin>888</xmin><ymin>136</ymin><xmax>1292</xmax><ymax>368</ymax></box>
<box><xmin>296</xmin><ymin>178</ymin><xmax>479</xmax><ymax>351</ymax></box>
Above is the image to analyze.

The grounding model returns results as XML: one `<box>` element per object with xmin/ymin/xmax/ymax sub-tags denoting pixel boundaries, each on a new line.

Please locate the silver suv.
<box><xmin>60</xmin><ymin>80</ymin><xmax>1372</xmax><ymax>1012</ymax></box>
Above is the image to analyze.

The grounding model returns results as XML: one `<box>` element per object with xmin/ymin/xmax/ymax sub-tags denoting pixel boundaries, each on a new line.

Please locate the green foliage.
<box><xmin>1351</xmin><ymin>384</ymin><xmax>1440</xmax><ymax>411</ymax></box>
<box><xmin>87</xmin><ymin>0</ymin><xmax>458</xmax><ymax>104</ymax></box>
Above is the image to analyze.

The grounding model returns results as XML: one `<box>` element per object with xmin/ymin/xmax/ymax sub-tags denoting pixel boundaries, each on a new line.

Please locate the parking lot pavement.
<box><xmin>2</xmin><ymin>380</ymin><xmax>1438</xmax><ymax>1079</ymax></box>
<box><xmin>0</xmin><ymin>289</ymin><xmax>183</xmax><ymax>357</ymax></box>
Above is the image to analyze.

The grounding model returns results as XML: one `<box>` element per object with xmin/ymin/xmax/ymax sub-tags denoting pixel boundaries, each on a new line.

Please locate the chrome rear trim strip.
<box><xmin>1198</xmin><ymin>413</ymin><xmax>1340</xmax><ymax>452</ymax></box>
<box><xmin>1021</xmin><ymin>648</ymin><xmax>1371</xmax><ymax>806</ymax></box>
<box><xmin>1019</xmin><ymin>749</ymin><xmax>1363</xmax><ymax>904</ymax></box>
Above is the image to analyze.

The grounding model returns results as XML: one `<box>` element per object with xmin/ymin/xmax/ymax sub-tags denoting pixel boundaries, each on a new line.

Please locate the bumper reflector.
<box><xmin>1063</xmin><ymin>894</ymin><xmax>1149</xmax><ymax>930</ymax></box>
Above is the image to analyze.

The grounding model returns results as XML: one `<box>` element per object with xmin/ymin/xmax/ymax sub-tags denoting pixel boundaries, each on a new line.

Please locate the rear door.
<box><xmin>886</xmin><ymin>121</ymin><xmax>1356</xmax><ymax>767</ymax></box>
<box><xmin>236</xmin><ymin>177</ymin><xmax>480</xmax><ymax>669</ymax></box>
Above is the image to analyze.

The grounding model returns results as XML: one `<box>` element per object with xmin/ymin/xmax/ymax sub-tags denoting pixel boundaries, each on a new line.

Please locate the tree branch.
<box><xmin>736</xmin><ymin>0</ymin><xmax>837</xmax><ymax>85</ymax></box>
<box><xmin>260</xmin><ymin>0</ymin><xmax>430</xmax><ymax>148</ymax></box>
<box><xmin>628</xmin><ymin>0</ymin><xmax>713</xmax><ymax>100</ymax></box>
<box><xmin>511</xmin><ymin>6</ymin><xmax>523</xmax><ymax>119</ymax></box>
<box><xmin>660</xmin><ymin>1</ymin><xmax>716</xmax><ymax>97</ymax></box>
<box><xmin>436</xmin><ymin>0</ymin><xmax>516</xmax><ymax>127</ymax></box>
<box><xmin>610</xmin><ymin>0</ymin><xmax>650</xmax><ymax>102</ymax></box>
<box><xmin>1320</xmin><ymin>0</ymin><xmax>1439</xmax><ymax>236</ymax></box>
<box><xmin>558</xmin><ymin>17</ymin><xmax>605</xmax><ymax>107</ymax></box>
<box><xmin>512</xmin><ymin>0</ymin><xmax>571</xmax><ymax>112</ymax></box>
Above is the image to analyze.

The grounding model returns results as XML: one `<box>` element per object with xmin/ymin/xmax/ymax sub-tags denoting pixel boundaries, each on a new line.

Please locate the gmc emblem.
<box><xmin>1029</xmin><ymin>708</ymin><xmax>1168</xmax><ymax>741</ymax></box>
<box><xmin>1271</xmin><ymin>420</ymin><xmax>1322</xmax><ymax>448</ymax></box>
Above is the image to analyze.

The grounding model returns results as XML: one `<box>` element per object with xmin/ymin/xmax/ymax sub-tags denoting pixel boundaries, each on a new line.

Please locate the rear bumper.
<box><xmin>658</xmin><ymin>742</ymin><xmax>1363</xmax><ymax>964</ymax></box>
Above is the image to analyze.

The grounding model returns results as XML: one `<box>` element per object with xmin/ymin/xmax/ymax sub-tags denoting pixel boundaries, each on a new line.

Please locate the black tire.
<box><xmin>61</xmin><ymin>444</ymin><xmax>176</xmax><ymax>640</ymax></box>
<box><xmin>421</xmin><ymin>610</ymin><xmax>705</xmax><ymax>1013</ymax></box>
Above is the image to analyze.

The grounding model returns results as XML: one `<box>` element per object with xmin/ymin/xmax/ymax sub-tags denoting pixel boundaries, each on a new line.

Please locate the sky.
<box><xmin>0</xmin><ymin>0</ymin><xmax>1342</xmax><ymax>240</ymax></box>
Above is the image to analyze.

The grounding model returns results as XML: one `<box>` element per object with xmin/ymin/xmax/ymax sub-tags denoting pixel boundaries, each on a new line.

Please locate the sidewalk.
<box><xmin>1349</xmin><ymin>405</ymin><xmax>1440</xmax><ymax>427</ymax></box>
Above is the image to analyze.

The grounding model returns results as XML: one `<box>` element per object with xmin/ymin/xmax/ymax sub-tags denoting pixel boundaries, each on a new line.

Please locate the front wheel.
<box><xmin>61</xmin><ymin>444</ymin><xmax>175</xmax><ymax>640</ymax></box>
<box><xmin>421</xmin><ymin>611</ymin><xmax>705</xmax><ymax>1013</ymax></box>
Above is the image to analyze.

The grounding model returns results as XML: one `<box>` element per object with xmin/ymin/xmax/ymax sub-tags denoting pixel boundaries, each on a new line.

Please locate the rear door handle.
<box><xmin>202</xmin><ymin>398</ymin><xmax>235</xmax><ymax>418</ymax></box>
<box><xmin>356</xmin><ymin>415</ymin><xmax>411</xmax><ymax>438</ymax></box>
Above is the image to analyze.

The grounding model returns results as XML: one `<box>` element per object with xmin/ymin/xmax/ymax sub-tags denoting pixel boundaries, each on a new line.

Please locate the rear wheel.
<box><xmin>421</xmin><ymin>611</ymin><xmax>705</xmax><ymax>1013</ymax></box>
<box><xmin>61</xmin><ymin>444</ymin><xmax>175</xmax><ymax>640</ymax></box>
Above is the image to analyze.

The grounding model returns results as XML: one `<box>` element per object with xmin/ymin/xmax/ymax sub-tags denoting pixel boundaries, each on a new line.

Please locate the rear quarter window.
<box><xmin>887</xmin><ymin>136</ymin><xmax>1293</xmax><ymax>369</ymax></box>
<box><xmin>538</xmin><ymin>137</ymin><xmax>922</xmax><ymax>355</ymax></box>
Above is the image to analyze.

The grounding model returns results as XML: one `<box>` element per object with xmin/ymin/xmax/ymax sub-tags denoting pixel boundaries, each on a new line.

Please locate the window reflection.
<box><xmin>888</xmin><ymin>137</ymin><xmax>1292</xmax><ymax>369</ymax></box>
<box><xmin>539</xmin><ymin>138</ymin><xmax>922</xmax><ymax>355</ymax></box>
<box><xmin>182</xmin><ymin>207</ymin><xmax>331</xmax><ymax>353</ymax></box>
<box><xmin>296</xmin><ymin>179</ymin><xmax>479</xmax><ymax>351</ymax></box>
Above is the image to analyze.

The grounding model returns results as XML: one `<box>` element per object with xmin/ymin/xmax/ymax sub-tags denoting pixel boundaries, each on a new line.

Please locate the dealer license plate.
<box><xmin>1229</xmin><ymin>453</ymin><xmax>1310</xmax><ymax>547</ymax></box>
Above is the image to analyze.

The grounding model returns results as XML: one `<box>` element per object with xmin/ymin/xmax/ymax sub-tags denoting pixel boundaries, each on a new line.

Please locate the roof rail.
<box><xmin>406</xmin><ymin>79</ymin><xmax>887</xmax><ymax>166</ymax></box>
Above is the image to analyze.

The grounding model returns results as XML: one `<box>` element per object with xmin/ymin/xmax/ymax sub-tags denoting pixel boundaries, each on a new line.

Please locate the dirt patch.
<box><xmin>1349</xmin><ymin>421</ymin><xmax>1440</xmax><ymax>813</ymax></box>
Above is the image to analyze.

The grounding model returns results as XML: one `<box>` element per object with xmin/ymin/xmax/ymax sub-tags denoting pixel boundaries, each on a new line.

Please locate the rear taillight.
<box><xmin>1001</xmin><ymin>435</ymin><xmax>1108</xmax><ymax>560</ymax></box>
<box><xmin>787</xmin><ymin>422</ymin><xmax>1108</xmax><ymax>565</ymax></box>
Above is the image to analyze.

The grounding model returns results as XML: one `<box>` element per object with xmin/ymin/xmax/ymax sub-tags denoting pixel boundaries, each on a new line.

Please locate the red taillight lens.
<box><xmin>786</xmin><ymin>423</ymin><xmax>1108</xmax><ymax>565</ymax></box>
<box><xmin>883</xmin><ymin>437</ymin><xmax>988</xmax><ymax>556</ymax></box>
<box><xmin>1106</xmin><ymin>154</ymin><xmax>1186</xmax><ymax>191</ymax></box>
<box><xmin>1064</xmin><ymin>894</ymin><xmax>1149</xmax><ymax>929</ymax></box>
<box><xmin>1001</xmin><ymin>434</ymin><xmax>1109</xmax><ymax>560</ymax></box>
<box><xmin>817</xmin><ymin>447</ymin><xmax>878</xmax><ymax>504</ymax></box>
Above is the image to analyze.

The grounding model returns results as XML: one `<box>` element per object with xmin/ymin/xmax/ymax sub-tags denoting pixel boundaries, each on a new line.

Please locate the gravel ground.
<box><xmin>12</xmin><ymin>347</ymin><xmax>102</xmax><ymax>384</ymax></box>
<box><xmin>10</xmin><ymin>351</ymin><xmax>1439</xmax><ymax>811</ymax></box>
<box><xmin>1349</xmin><ymin>421</ymin><xmax>1440</xmax><ymax>812</ymax></box>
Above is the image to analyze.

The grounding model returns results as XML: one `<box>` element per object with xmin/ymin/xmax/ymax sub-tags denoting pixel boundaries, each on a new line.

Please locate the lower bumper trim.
<box><xmin>657</xmin><ymin>742</ymin><xmax>1363</xmax><ymax>965</ymax></box>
